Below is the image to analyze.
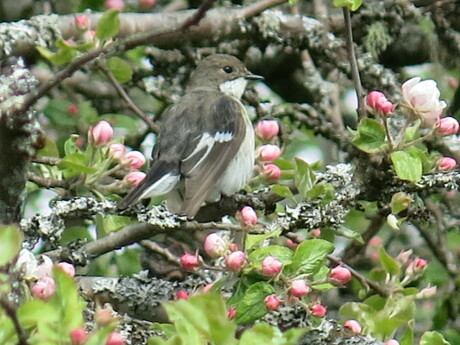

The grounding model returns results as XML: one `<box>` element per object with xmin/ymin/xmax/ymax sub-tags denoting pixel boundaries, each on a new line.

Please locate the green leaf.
<box><xmin>96</xmin><ymin>10</ymin><xmax>121</xmax><ymax>40</ymax></box>
<box><xmin>107</xmin><ymin>57</ymin><xmax>133</xmax><ymax>83</ymax></box>
<box><xmin>101</xmin><ymin>214</ymin><xmax>132</xmax><ymax>233</ymax></box>
<box><xmin>333</xmin><ymin>0</ymin><xmax>362</xmax><ymax>11</ymax></box>
<box><xmin>0</xmin><ymin>225</ymin><xmax>22</xmax><ymax>266</ymax></box>
<box><xmin>64</xmin><ymin>135</ymin><xmax>81</xmax><ymax>156</ymax></box>
<box><xmin>246</xmin><ymin>230</ymin><xmax>282</xmax><ymax>251</ymax></box>
<box><xmin>390</xmin><ymin>150</ymin><xmax>422</xmax><ymax>183</ymax></box>
<box><xmin>236</xmin><ymin>282</ymin><xmax>275</xmax><ymax>324</ymax></box>
<box><xmin>248</xmin><ymin>245</ymin><xmax>293</xmax><ymax>267</ymax></box>
<box><xmin>351</xmin><ymin>118</ymin><xmax>387</xmax><ymax>153</ymax></box>
<box><xmin>36</xmin><ymin>40</ymin><xmax>77</xmax><ymax>65</ymax></box>
<box><xmin>400</xmin><ymin>320</ymin><xmax>414</xmax><ymax>345</ymax></box>
<box><xmin>294</xmin><ymin>158</ymin><xmax>315</xmax><ymax>198</ymax></box>
<box><xmin>390</xmin><ymin>192</ymin><xmax>412</xmax><ymax>215</ymax></box>
<box><xmin>58</xmin><ymin>153</ymin><xmax>98</xmax><ymax>178</ymax></box>
<box><xmin>420</xmin><ymin>332</ymin><xmax>451</xmax><ymax>345</ymax></box>
<box><xmin>18</xmin><ymin>300</ymin><xmax>59</xmax><ymax>328</ymax></box>
<box><xmin>378</xmin><ymin>247</ymin><xmax>400</xmax><ymax>276</ymax></box>
<box><xmin>284</xmin><ymin>239</ymin><xmax>334</xmax><ymax>276</ymax></box>
<box><xmin>270</xmin><ymin>185</ymin><xmax>294</xmax><ymax>199</ymax></box>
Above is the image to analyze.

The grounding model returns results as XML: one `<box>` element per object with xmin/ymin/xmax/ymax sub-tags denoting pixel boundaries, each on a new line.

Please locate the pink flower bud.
<box><xmin>414</xmin><ymin>258</ymin><xmax>427</xmax><ymax>269</ymax></box>
<box><xmin>366</xmin><ymin>91</ymin><xmax>394</xmax><ymax>115</ymax></box>
<box><xmin>237</xmin><ymin>206</ymin><xmax>258</xmax><ymax>226</ymax></box>
<box><xmin>57</xmin><ymin>262</ymin><xmax>75</xmax><ymax>278</ymax></box>
<box><xmin>285</xmin><ymin>239</ymin><xmax>298</xmax><ymax>249</ymax></box>
<box><xmin>261</xmin><ymin>256</ymin><xmax>283</xmax><ymax>276</ymax></box>
<box><xmin>310</xmin><ymin>304</ymin><xmax>327</xmax><ymax>317</ymax></box>
<box><xmin>256</xmin><ymin>144</ymin><xmax>281</xmax><ymax>162</ymax></box>
<box><xmin>329</xmin><ymin>266</ymin><xmax>352</xmax><ymax>285</ymax></box>
<box><xmin>90</xmin><ymin>121</ymin><xmax>113</xmax><ymax>145</ymax></box>
<box><xmin>290</xmin><ymin>280</ymin><xmax>310</xmax><ymax>297</ymax></box>
<box><xmin>344</xmin><ymin>319</ymin><xmax>362</xmax><ymax>333</ymax></box>
<box><xmin>106</xmin><ymin>331</ymin><xmax>124</xmax><ymax>345</ymax></box>
<box><xmin>67</xmin><ymin>104</ymin><xmax>79</xmax><ymax>115</ymax></box>
<box><xmin>180</xmin><ymin>254</ymin><xmax>201</xmax><ymax>271</ymax></box>
<box><xmin>124</xmin><ymin>171</ymin><xmax>146</xmax><ymax>186</ymax></box>
<box><xmin>70</xmin><ymin>328</ymin><xmax>88</xmax><ymax>345</ymax></box>
<box><xmin>95</xmin><ymin>308</ymin><xmax>115</xmax><ymax>326</ymax></box>
<box><xmin>261</xmin><ymin>164</ymin><xmax>281</xmax><ymax>181</ymax></box>
<box><xmin>104</xmin><ymin>0</ymin><xmax>125</xmax><ymax>10</ymax></box>
<box><xmin>176</xmin><ymin>290</ymin><xmax>189</xmax><ymax>300</ymax></box>
<box><xmin>203</xmin><ymin>283</ymin><xmax>214</xmax><ymax>293</ymax></box>
<box><xmin>204</xmin><ymin>233</ymin><xmax>227</xmax><ymax>258</ymax></box>
<box><xmin>225</xmin><ymin>251</ymin><xmax>246</xmax><ymax>272</ymax></box>
<box><xmin>311</xmin><ymin>228</ymin><xmax>321</xmax><ymax>237</ymax></box>
<box><xmin>123</xmin><ymin>151</ymin><xmax>146</xmax><ymax>169</ymax></box>
<box><xmin>229</xmin><ymin>243</ymin><xmax>238</xmax><ymax>252</ymax></box>
<box><xmin>109</xmin><ymin>143</ymin><xmax>126</xmax><ymax>160</ymax></box>
<box><xmin>435</xmin><ymin>117</ymin><xmax>459</xmax><ymax>136</ymax></box>
<box><xmin>255</xmin><ymin>120</ymin><xmax>280</xmax><ymax>140</ymax></box>
<box><xmin>396</xmin><ymin>249</ymin><xmax>413</xmax><ymax>265</ymax></box>
<box><xmin>75</xmin><ymin>14</ymin><xmax>91</xmax><ymax>30</ymax></box>
<box><xmin>32</xmin><ymin>277</ymin><xmax>55</xmax><ymax>301</ymax></box>
<box><xmin>438</xmin><ymin>157</ymin><xmax>457</xmax><ymax>171</ymax></box>
<box><xmin>385</xmin><ymin>340</ymin><xmax>400</xmax><ymax>345</ymax></box>
<box><xmin>139</xmin><ymin>0</ymin><xmax>156</xmax><ymax>7</ymax></box>
<box><xmin>264</xmin><ymin>295</ymin><xmax>281</xmax><ymax>311</ymax></box>
<box><xmin>227</xmin><ymin>308</ymin><xmax>237</xmax><ymax>319</ymax></box>
<box><xmin>369</xmin><ymin>237</ymin><xmax>383</xmax><ymax>247</ymax></box>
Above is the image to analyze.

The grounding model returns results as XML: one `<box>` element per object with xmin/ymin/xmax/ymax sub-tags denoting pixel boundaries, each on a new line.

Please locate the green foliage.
<box><xmin>0</xmin><ymin>225</ymin><xmax>22</xmax><ymax>267</ymax></box>
<box><xmin>149</xmin><ymin>294</ymin><xmax>306</xmax><ymax>345</ymax></box>
<box><xmin>333</xmin><ymin>0</ymin><xmax>362</xmax><ymax>11</ymax></box>
<box><xmin>283</xmin><ymin>239</ymin><xmax>334</xmax><ymax>276</ymax></box>
<box><xmin>390</xmin><ymin>149</ymin><xmax>423</xmax><ymax>183</ymax></box>
<box><xmin>351</xmin><ymin>118</ymin><xmax>387</xmax><ymax>153</ymax></box>
<box><xmin>108</xmin><ymin>57</ymin><xmax>133</xmax><ymax>83</ymax></box>
<box><xmin>96</xmin><ymin>10</ymin><xmax>121</xmax><ymax>40</ymax></box>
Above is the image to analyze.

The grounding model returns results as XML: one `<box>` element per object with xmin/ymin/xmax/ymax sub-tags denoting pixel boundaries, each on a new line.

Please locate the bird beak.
<box><xmin>245</xmin><ymin>73</ymin><xmax>264</xmax><ymax>81</ymax></box>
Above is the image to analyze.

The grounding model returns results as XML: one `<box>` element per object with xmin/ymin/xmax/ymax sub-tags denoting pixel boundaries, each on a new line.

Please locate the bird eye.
<box><xmin>223</xmin><ymin>66</ymin><xmax>233</xmax><ymax>74</ymax></box>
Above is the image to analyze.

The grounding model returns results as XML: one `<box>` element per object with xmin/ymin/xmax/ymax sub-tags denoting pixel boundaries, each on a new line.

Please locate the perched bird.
<box><xmin>118</xmin><ymin>54</ymin><xmax>263</xmax><ymax>217</ymax></box>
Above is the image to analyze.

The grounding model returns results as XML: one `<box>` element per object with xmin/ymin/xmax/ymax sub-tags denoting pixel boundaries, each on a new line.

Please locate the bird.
<box><xmin>118</xmin><ymin>54</ymin><xmax>263</xmax><ymax>217</ymax></box>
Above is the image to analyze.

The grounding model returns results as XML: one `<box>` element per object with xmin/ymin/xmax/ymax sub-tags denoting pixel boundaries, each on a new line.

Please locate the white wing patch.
<box><xmin>182</xmin><ymin>131</ymin><xmax>233</xmax><ymax>174</ymax></box>
<box><xmin>138</xmin><ymin>173</ymin><xmax>180</xmax><ymax>199</ymax></box>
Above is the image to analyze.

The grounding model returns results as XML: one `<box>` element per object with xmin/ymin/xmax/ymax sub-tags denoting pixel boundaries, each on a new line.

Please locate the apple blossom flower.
<box><xmin>33</xmin><ymin>255</ymin><xmax>54</xmax><ymax>279</ymax></box>
<box><xmin>180</xmin><ymin>254</ymin><xmax>201</xmax><ymax>271</ymax></box>
<box><xmin>204</xmin><ymin>233</ymin><xmax>227</xmax><ymax>258</ymax></box>
<box><xmin>310</xmin><ymin>304</ymin><xmax>327</xmax><ymax>317</ymax></box>
<box><xmin>106</xmin><ymin>331</ymin><xmax>124</xmax><ymax>345</ymax></box>
<box><xmin>57</xmin><ymin>262</ymin><xmax>75</xmax><ymax>278</ymax></box>
<box><xmin>261</xmin><ymin>164</ymin><xmax>281</xmax><ymax>181</ymax></box>
<box><xmin>401</xmin><ymin>77</ymin><xmax>447</xmax><ymax>127</ymax></box>
<box><xmin>225</xmin><ymin>251</ymin><xmax>246</xmax><ymax>272</ymax></box>
<box><xmin>290</xmin><ymin>280</ymin><xmax>310</xmax><ymax>297</ymax></box>
<box><xmin>256</xmin><ymin>144</ymin><xmax>281</xmax><ymax>162</ymax></box>
<box><xmin>176</xmin><ymin>290</ymin><xmax>189</xmax><ymax>300</ymax></box>
<box><xmin>344</xmin><ymin>319</ymin><xmax>362</xmax><ymax>333</ymax></box>
<box><xmin>123</xmin><ymin>151</ymin><xmax>146</xmax><ymax>169</ymax></box>
<box><xmin>70</xmin><ymin>328</ymin><xmax>88</xmax><ymax>345</ymax></box>
<box><xmin>261</xmin><ymin>256</ymin><xmax>283</xmax><ymax>276</ymax></box>
<box><xmin>438</xmin><ymin>157</ymin><xmax>457</xmax><ymax>171</ymax></box>
<box><xmin>104</xmin><ymin>0</ymin><xmax>125</xmax><ymax>10</ymax></box>
<box><xmin>329</xmin><ymin>266</ymin><xmax>352</xmax><ymax>285</ymax></box>
<box><xmin>435</xmin><ymin>117</ymin><xmax>459</xmax><ymax>136</ymax></box>
<box><xmin>89</xmin><ymin>121</ymin><xmax>113</xmax><ymax>145</ymax></box>
<box><xmin>385</xmin><ymin>340</ymin><xmax>400</xmax><ymax>345</ymax></box>
<box><xmin>16</xmin><ymin>249</ymin><xmax>38</xmax><ymax>278</ymax></box>
<box><xmin>124</xmin><ymin>171</ymin><xmax>146</xmax><ymax>186</ymax></box>
<box><xmin>366</xmin><ymin>91</ymin><xmax>394</xmax><ymax>115</ymax></box>
<box><xmin>75</xmin><ymin>14</ymin><xmax>91</xmax><ymax>30</ymax></box>
<box><xmin>264</xmin><ymin>295</ymin><xmax>281</xmax><ymax>311</ymax></box>
<box><xmin>255</xmin><ymin>120</ymin><xmax>280</xmax><ymax>140</ymax></box>
<box><xmin>237</xmin><ymin>206</ymin><xmax>258</xmax><ymax>226</ymax></box>
<box><xmin>32</xmin><ymin>277</ymin><xmax>56</xmax><ymax>301</ymax></box>
<box><xmin>109</xmin><ymin>143</ymin><xmax>126</xmax><ymax>160</ymax></box>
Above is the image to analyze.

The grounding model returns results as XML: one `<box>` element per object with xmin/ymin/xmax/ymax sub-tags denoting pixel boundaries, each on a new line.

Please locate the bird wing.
<box><xmin>179</xmin><ymin>94</ymin><xmax>246</xmax><ymax>217</ymax></box>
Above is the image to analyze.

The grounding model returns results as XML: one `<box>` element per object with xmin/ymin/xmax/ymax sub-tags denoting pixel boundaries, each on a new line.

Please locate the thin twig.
<box><xmin>342</xmin><ymin>7</ymin><xmax>365</xmax><ymax>120</ymax></box>
<box><xmin>27</xmin><ymin>172</ymin><xmax>69</xmax><ymax>188</ymax></box>
<box><xmin>32</xmin><ymin>156</ymin><xmax>61</xmax><ymax>165</ymax></box>
<box><xmin>0</xmin><ymin>297</ymin><xmax>30</xmax><ymax>345</ymax></box>
<box><xmin>99</xmin><ymin>64</ymin><xmax>159</xmax><ymax>133</ymax></box>
<box><xmin>140</xmin><ymin>240</ymin><xmax>181</xmax><ymax>265</ymax></box>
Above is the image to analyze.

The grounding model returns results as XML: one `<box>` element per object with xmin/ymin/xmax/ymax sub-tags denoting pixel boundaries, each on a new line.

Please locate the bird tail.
<box><xmin>117</xmin><ymin>161</ymin><xmax>180</xmax><ymax>210</ymax></box>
